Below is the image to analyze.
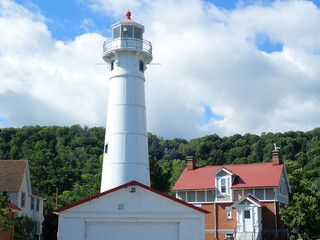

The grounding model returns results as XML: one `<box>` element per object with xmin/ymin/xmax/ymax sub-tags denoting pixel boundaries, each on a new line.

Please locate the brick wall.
<box><xmin>201</xmin><ymin>202</ymin><xmax>288</xmax><ymax>240</ymax></box>
<box><xmin>0</xmin><ymin>231</ymin><xmax>13</xmax><ymax>240</ymax></box>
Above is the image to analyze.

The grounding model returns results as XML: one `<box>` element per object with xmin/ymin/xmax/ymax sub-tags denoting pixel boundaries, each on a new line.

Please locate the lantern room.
<box><xmin>103</xmin><ymin>11</ymin><xmax>152</xmax><ymax>64</ymax></box>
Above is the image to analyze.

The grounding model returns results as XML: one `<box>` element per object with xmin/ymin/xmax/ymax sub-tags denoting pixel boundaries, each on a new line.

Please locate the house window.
<box><xmin>31</xmin><ymin>197</ymin><xmax>35</xmax><ymax>211</ymax></box>
<box><xmin>197</xmin><ymin>191</ymin><xmax>205</xmax><ymax>202</ymax></box>
<box><xmin>207</xmin><ymin>190</ymin><xmax>214</xmax><ymax>201</ymax></box>
<box><xmin>244</xmin><ymin>210</ymin><xmax>251</xmax><ymax>219</ymax></box>
<box><xmin>221</xmin><ymin>178</ymin><xmax>227</xmax><ymax>194</ymax></box>
<box><xmin>226</xmin><ymin>207</ymin><xmax>232</xmax><ymax>219</ymax></box>
<box><xmin>2</xmin><ymin>192</ymin><xmax>7</xmax><ymax>196</ymax></box>
<box><xmin>118</xmin><ymin>203</ymin><xmax>124</xmax><ymax>210</ymax></box>
<box><xmin>187</xmin><ymin>191</ymin><xmax>195</xmax><ymax>202</ymax></box>
<box><xmin>21</xmin><ymin>192</ymin><xmax>25</xmax><ymax>208</ymax></box>
<box><xmin>254</xmin><ymin>189</ymin><xmax>264</xmax><ymax>200</ymax></box>
<box><xmin>177</xmin><ymin>191</ymin><xmax>186</xmax><ymax>201</ymax></box>
<box><xmin>36</xmin><ymin>199</ymin><xmax>40</xmax><ymax>211</ymax></box>
<box><xmin>36</xmin><ymin>222</ymin><xmax>40</xmax><ymax>234</ymax></box>
<box><xmin>139</xmin><ymin>60</ymin><xmax>144</xmax><ymax>72</ymax></box>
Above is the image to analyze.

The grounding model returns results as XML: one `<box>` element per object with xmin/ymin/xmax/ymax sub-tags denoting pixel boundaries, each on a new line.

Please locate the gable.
<box><xmin>232</xmin><ymin>195</ymin><xmax>264</xmax><ymax>208</ymax></box>
<box><xmin>214</xmin><ymin>167</ymin><xmax>234</xmax><ymax>177</ymax></box>
<box><xmin>0</xmin><ymin>160</ymin><xmax>27</xmax><ymax>192</ymax></box>
<box><xmin>54</xmin><ymin>181</ymin><xmax>209</xmax><ymax>215</ymax></box>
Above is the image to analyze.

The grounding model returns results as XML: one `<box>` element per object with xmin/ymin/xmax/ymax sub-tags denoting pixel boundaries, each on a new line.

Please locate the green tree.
<box><xmin>280</xmin><ymin>193</ymin><xmax>320</xmax><ymax>240</ymax></box>
<box><xmin>0</xmin><ymin>194</ymin><xmax>13</xmax><ymax>232</ymax></box>
<box><xmin>149</xmin><ymin>157</ymin><xmax>170</xmax><ymax>193</ymax></box>
<box><xmin>14</xmin><ymin>215</ymin><xmax>36</xmax><ymax>240</ymax></box>
<box><xmin>280</xmin><ymin>161</ymin><xmax>320</xmax><ymax>240</ymax></box>
<box><xmin>169</xmin><ymin>159</ymin><xmax>187</xmax><ymax>190</ymax></box>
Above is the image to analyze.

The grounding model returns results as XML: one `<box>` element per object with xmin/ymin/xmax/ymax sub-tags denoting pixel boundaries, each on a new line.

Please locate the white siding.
<box><xmin>57</xmin><ymin>185</ymin><xmax>205</xmax><ymax>240</ymax></box>
<box><xmin>276</xmin><ymin>171</ymin><xmax>289</xmax><ymax>204</ymax></box>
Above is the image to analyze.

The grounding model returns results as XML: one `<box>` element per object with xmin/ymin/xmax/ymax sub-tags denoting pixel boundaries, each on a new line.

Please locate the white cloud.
<box><xmin>0</xmin><ymin>0</ymin><xmax>107</xmax><ymax>128</ymax></box>
<box><xmin>1</xmin><ymin>0</ymin><xmax>320</xmax><ymax>140</ymax></box>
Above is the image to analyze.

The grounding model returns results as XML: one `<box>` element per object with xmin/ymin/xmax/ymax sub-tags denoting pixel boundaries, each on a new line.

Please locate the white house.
<box><xmin>54</xmin><ymin>181</ymin><xmax>208</xmax><ymax>240</ymax></box>
<box><xmin>0</xmin><ymin>160</ymin><xmax>45</xmax><ymax>240</ymax></box>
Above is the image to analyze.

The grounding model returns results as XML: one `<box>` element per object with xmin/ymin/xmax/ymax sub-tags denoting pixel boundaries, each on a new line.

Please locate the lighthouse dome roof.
<box><xmin>122</xmin><ymin>10</ymin><xmax>134</xmax><ymax>23</ymax></box>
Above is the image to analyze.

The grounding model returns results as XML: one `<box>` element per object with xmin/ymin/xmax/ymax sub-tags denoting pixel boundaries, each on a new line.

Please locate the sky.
<box><xmin>0</xmin><ymin>0</ymin><xmax>320</xmax><ymax>140</ymax></box>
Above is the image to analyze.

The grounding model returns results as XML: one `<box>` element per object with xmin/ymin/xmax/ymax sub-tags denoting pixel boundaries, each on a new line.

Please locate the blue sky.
<box><xmin>15</xmin><ymin>0</ymin><xmax>113</xmax><ymax>40</ymax></box>
<box><xmin>15</xmin><ymin>0</ymin><xmax>319</xmax><ymax>41</ymax></box>
<box><xmin>1</xmin><ymin>0</ymin><xmax>320</xmax><ymax>139</ymax></box>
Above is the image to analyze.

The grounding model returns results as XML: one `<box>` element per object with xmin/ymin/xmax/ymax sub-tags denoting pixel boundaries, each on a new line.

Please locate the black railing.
<box><xmin>103</xmin><ymin>37</ymin><xmax>152</xmax><ymax>55</ymax></box>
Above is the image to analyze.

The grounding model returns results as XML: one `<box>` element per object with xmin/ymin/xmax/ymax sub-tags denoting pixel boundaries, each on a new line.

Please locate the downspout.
<box><xmin>274</xmin><ymin>189</ymin><xmax>278</xmax><ymax>240</ymax></box>
<box><xmin>214</xmin><ymin>202</ymin><xmax>217</xmax><ymax>239</ymax></box>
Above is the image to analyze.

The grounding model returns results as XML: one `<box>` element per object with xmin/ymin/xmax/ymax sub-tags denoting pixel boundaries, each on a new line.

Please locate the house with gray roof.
<box><xmin>0</xmin><ymin>160</ymin><xmax>45</xmax><ymax>240</ymax></box>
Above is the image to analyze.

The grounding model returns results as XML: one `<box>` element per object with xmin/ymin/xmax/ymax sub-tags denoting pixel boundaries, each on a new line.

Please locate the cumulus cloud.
<box><xmin>1</xmin><ymin>0</ymin><xmax>320</xmax><ymax>140</ymax></box>
<box><xmin>0</xmin><ymin>0</ymin><xmax>107</xmax><ymax>128</ymax></box>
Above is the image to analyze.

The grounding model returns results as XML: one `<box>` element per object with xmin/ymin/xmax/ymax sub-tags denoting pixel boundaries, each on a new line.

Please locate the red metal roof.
<box><xmin>172</xmin><ymin>162</ymin><xmax>284</xmax><ymax>191</ymax></box>
<box><xmin>53</xmin><ymin>180</ymin><xmax>209</xmax><ymax>214</ymax></box>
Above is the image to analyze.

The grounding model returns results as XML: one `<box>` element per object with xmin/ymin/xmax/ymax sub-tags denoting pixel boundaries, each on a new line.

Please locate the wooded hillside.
<box><xmin>1</xmin><ymin>126</ymin><xmax>320</xmax><ymax>239</ymax></box>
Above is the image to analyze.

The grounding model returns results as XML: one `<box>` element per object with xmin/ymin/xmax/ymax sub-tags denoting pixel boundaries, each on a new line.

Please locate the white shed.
<box><xmin>54</xmin><ymin>181</ymin><xmax>208</xmax><ymax>240</ymax></box>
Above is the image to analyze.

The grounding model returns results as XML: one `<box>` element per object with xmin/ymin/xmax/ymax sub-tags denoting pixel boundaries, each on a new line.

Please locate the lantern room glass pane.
<box><xmin>134</xmin><ymin>27</ymin><xmax>143</xmax><ymax>39</ymax></box>
<box><xmin>113</xmin><ymin>26</ymin><xmax>120</xmax><ymax>39</ymax></box>
<box><xmin>122</xmin><ymin>25</ymin><xmax>133</xmax><ymax>37</ymax></box>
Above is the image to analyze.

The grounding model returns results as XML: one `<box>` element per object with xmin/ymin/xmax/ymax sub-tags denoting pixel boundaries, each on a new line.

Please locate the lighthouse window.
<box><xmin>105</xmin><ymin>144</ymin><xmax>108</xmax><ymax>154</ymax></box>
<box><xmin>110</xmin><ymin>60</ymin><xmax>114</xmax><ymax>71</ymax></box>
<box><xmin>139</xmin><ymin>60</ymin><xmax>144</xmax><ymax>72</ymax></box>
<box><xmin>113</xmin><ymin>26</ymin><xmax>120</xmax><ymax>39</ymax></box>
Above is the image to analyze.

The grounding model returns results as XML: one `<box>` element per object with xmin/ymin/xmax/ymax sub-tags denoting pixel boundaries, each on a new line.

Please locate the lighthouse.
<box><xmin>100</xmin><ymin>11</ymin><xmax>153</xmax><ymax>192</ymax></box>
<box><xmin>54</xmin><ymin>13</ymin><xmax>206</xmax><ymax>240</ymax></box>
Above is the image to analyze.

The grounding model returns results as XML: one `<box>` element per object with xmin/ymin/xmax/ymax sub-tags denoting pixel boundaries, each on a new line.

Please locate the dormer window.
<box><xmin>218</xmin><ymin>177</ymin><xmax>229</xmax><ymax>195</ymax></box>
<box><xmin>221</xmin><ymin>178</ymin><xmax>227</xmax><ymax>194</ymax></box>
<box><xmin>214</xmin><ymin>168</ymin><xmax>233</xmax><ymax>198</ymax></box>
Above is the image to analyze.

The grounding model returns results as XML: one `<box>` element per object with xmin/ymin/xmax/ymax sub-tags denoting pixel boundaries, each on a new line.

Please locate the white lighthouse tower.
<box><xmin>100</xmin><ymin>11</ymin><xmax>153</xmax><ymax>192</ymax></box>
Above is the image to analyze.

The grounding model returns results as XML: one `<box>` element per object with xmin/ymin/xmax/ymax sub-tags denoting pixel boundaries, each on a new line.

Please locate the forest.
<box><xmin>0</xmin><ymin>125</ymin><xmax>320</xmax><ymax>239</ymax></box>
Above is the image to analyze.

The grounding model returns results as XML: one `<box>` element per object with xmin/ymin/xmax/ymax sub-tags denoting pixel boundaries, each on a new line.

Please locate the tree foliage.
<box><xmin>1</xmin><ymin>126</ymin><xmax>320</xmax><ymax>239</ymax></box>
<box><xmin>0</xmin><ymin>194</ymin><xmax>13</xmax><ymax>232</ymax></box>
<box><xmin>14</xmin><ymin>215</ymin><xmax>36</xmax><ymax>240</ymax></box>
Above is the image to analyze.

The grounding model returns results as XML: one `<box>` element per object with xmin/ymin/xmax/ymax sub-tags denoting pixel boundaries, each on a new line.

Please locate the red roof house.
<box><xmin>172</xmin><ymin>150</ymin><xmax>291</xmax><ymax>240</ymax></box>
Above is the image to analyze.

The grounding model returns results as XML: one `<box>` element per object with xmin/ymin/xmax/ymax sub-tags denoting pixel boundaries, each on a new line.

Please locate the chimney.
<box><xmin>187</xmin><ymin>156</ymin><xmax>197</xmax><ymax>170</ymax></box>
<box><xmin>272</xmin><ymin>150</ymin><xmax>282</xmax><ymax>165</ymax></box>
